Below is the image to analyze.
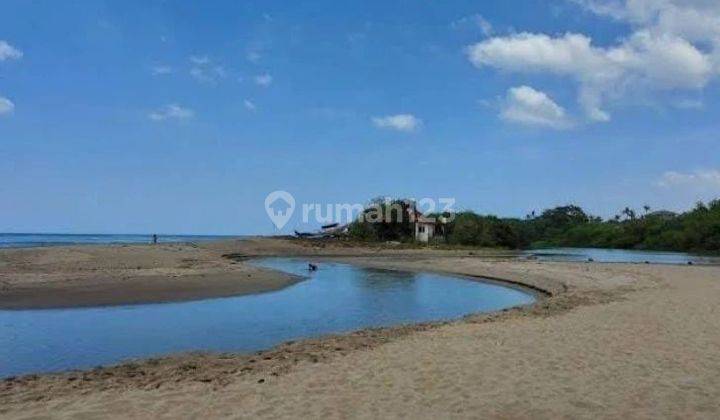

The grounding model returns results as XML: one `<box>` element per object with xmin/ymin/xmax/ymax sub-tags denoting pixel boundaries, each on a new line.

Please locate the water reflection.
<box><xmin>0</xmin><ymin>258</ymin><xmax>534</xmax><ymax>378</ymax></box>
<box><xmin>522</xmin><ymin>247</ymin><xmax>720</xmax><ymax>265</ymax></box>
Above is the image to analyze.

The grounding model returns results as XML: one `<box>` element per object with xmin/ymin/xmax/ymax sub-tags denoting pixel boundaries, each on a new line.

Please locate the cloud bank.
<box><xmin>466</xmin><ymin>1</ymin><xmax>720</xmax><ymax>124</ymax></box>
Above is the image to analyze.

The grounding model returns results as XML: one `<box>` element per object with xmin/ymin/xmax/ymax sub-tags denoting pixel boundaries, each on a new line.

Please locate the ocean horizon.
<box><xmin>0</xmin><ymin>233</ymin><xmax>245</xmax><ymax>249</ymax></box>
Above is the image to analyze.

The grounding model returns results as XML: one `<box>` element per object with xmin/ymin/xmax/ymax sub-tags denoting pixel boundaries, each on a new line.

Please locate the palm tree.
<box><xmin>622</xmin><ymin>207</ymin><xmax>636</xmax><ymax>220</ymax></box>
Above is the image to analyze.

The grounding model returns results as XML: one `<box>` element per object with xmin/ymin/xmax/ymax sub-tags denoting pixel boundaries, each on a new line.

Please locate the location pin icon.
<box><xmin>265</xmin><ymin>190</ymin><xmax>295</xmax><ymax>230</ymax></box>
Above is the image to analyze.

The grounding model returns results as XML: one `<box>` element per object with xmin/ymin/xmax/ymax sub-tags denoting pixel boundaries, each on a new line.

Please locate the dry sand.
<box><xmin>2</xmin><ymin>238</ymin><xmax>720</xmax><ymax>418</ymax></box>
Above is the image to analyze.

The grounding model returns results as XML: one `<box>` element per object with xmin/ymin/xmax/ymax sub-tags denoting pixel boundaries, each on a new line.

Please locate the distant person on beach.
<box><xmin>152</xmin><ymin>234</ymin><xmax>158</xmax><ymax>244</ymax></box>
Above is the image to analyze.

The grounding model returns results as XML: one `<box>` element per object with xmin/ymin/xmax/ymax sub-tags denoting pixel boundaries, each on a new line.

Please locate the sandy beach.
<box><xmin>0</xmin><ymin>241</ymin><xmax>301</xmax><ymax>309</ymax></box>
<box><xmin>2</xmin><ymin>238</ymin><xmax>720</xmax><ymax>418</ymax></box>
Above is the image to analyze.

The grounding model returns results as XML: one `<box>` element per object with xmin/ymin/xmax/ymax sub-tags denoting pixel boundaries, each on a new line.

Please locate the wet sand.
<box><xmin>0</xmin><ymin>241</ymin><xmax>301</xmax><ymax>309</ymax></box>
<box><xmin>2</xmin><ymin>238</ymin><xmax>720</xmax><ymax>418</ymax></box>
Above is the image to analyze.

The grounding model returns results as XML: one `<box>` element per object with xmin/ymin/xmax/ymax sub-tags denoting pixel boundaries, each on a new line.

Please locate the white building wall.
<box><xmin>415</xmin><ymin>223</ymin><xmax>434</xmax><ymax>243</ymax></box>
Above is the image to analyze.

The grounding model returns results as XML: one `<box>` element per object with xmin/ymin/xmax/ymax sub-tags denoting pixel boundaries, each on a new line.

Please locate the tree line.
<box><xmin>347</xmin><ymin>198</ymin><xmax>720</xmax><ymax>252</ymax></box>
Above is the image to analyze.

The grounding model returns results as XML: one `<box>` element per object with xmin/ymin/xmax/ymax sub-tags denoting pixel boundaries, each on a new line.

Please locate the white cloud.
<box><xmin>658</xmin><ymin>169</ymin><xmax>720</xmax><ymax>189</ymax></box>
<box><xmin>151</xmin><ymin>65</ymin><xmax>173</xmax><ymax>76</ymax></box>
<box><xmin>575</xmin><ymin>0</ymin><xmax>720</xmax><ymax>74</ymax></box>
<box><xmin>189</xmin><ymin>55</ymin><xmax>210</xmax><ymax>65</ymax></box>
<box><xmin>0</xmin><ymin>96</ymin><xmax>14</xmax><ymax>116</ymax></box>
<box><xmin>574</xmin><ymin>0</ymin><xmax>720</xmax><ymax>43</ymax></box>
<box><xmin>190</xmin><ymin>65</ymin><xmax>226</xmax><ymax>83</ymax></box>
<box><xmin>674</xmin><ymin>98</ymin><xmax>704</xmax><ymax>109</ymax></box>
<box><xmin>500</xmin><ymin>86</ymin><xmax>571</xmax><ymax>129</ymax></box>
<box><xmin>466</xmin><ymin>1</ymin><xmax>720</xmax><ymax>123</ymax></box>
<box><xmin>244</xmin><ymin>99</ymin><xmax>256</xmax><ymax>111</ymax></box>
<box><xmin>246</xmin><ymin>51</ymin><xmax>261</xmax><ymax>63</ymax></box>
<box><xmin>451</xmin><ymin>14</ymin><xmax>493</xmax><ymax>36</ymax></box>
<box><xmin>149</xmin><ymin>104</ymin><xmax>194</xmax><ymax>121</ymax></box>
<box><xmin>189</xmin><ymin>67</ymin><xmax>205</xmax><ymax>81</ymax></box>
<box><xmin>188</xmin><ymin>56</ymin><xmax>226</xmax><ymax>84</ymax></box>
<box><xmin>0</xmin><ymin>41</ymin><xmax>22</xmax><ymax>61</ymax></box>
<box><xmin>371</xmin><ymin>114</ymin><xmax>422</xmax><ymax>132</ymax></box>
<box><xmin>254</xmin><ymin>73</ymin><xmax>273</xmax><ymax>86</ymax></box>
<box><xmin>656</xmin><ymin>168</ymin><xmax>720</xmax><ymax>206</ymax></box>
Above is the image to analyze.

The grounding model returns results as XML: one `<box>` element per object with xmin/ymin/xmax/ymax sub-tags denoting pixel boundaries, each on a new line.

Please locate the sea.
<box><xmin>0</xmin><ymin>233</ymin><xmax>242</xmax><ymax>249</ymax></box>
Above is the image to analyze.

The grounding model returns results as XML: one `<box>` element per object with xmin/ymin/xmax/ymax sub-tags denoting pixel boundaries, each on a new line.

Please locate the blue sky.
<box><xmin>1</xmin><ymin>0</ymin><xmax>720</xmax><ymax>235</ymax></box>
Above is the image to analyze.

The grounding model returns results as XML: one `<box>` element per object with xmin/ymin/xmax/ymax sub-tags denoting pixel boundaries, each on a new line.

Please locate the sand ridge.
<box><xmin>0</xmin><ymin>242</ymin><xmax>302</xmax><ymax>309</ymax></box>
